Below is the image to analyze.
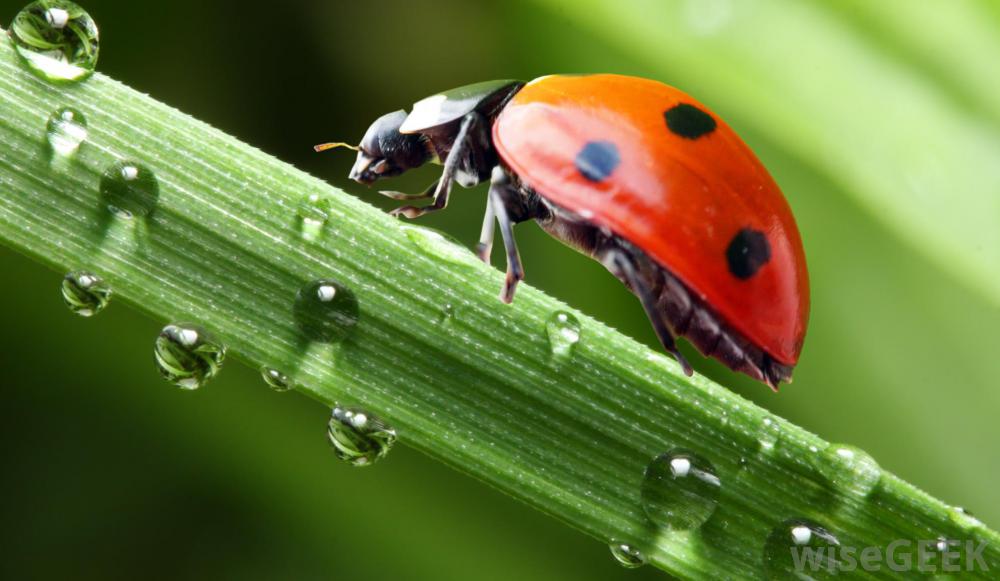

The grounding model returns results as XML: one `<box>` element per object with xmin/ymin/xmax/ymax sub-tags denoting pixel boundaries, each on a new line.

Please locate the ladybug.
<box><xmin>316</xmin><ymin>75</ymin><xmax>809</xmax><ymax>389</ymax></box>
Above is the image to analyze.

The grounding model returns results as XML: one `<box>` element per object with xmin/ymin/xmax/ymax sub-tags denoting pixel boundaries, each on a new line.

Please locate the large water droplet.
<box><xmin>822</xmin><ymin>444</ymin><xmax>881</xmax><ymax>496</ymax></box>
<box><xmin>327</xmin><ymin>405</ymin><xmax>397</xmax><ymax>467</ymax></box>
<box><xmin>100</xmin><ymin>160</ymin><xmax>159</xmax><ymax>219</ymax></box>
<box><xmin>154</xmin><ymin>323</ymin><xmax>226</xmax><ymax>390</ymax></box>
<box><xmin>260</xmin><ymin>366</ymin><xmax>292</xmax><ymax>392</ymax></box>
<box><xmin>545</xmin><ymin>311</ymin><xmax>581</xmax><ymax>360</ymax></box>
<box><xmin>402</xmin><ymin>225</ymin><xmax>479</xmax><ymax>267</ymax></box>
<box><xmin>640</xmin><ymin>449</ymin><xmax>721</xmax><ymax>530</ymax></box>
<box><xmin>763</xmin><ymin>519</ymin><xmax>840</xmax><ymax>579</ymax></box>
<box><xmin>294</xmin><ymin>279</ymin><xmax>359</xmax><ymax>343</ymax></box>
<box><xmin>608</xmin><ymin>541</ymin><xmax>647</xmax><ymax>569</ymax></box>
<box><xmin>46</xmin><ymin>107</ymin><xmax>87</xmax><ymax>156</ymax></box>
<box><xmin>9</xmin><ymin>1</ymin><xmax>98</xmax><ymax>83</ymax></box>
<box><xmin>61</xmin><ymin>270</ymin><xmax>110</xmax><ymax>316</ymax></box>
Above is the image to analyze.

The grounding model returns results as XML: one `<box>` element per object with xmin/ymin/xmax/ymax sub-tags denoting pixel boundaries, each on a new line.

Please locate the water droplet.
<box><xmin>260</xmin><ymin>366</ymin><xmax>292</xmax><ymax>392</ymax></box>
<box><xmin>640</xmin><ymin>449</ymin><xmax>721</xmax><ymax>530</ymax></box>
<box><xmin>61</xmin><ymin>270</ymin><xmax>110</xmax><ymax>316</ymax></box>
<box><xmin>545</xmin><ymin>311</ymin><xmax>581</xmax><ymax>360</ymax></box>
<box><xmin>46</xmin><ymin>107</ymin><xmax>87</xmax><ymax>156</ymax></box>
<box><xmin>100</xmin><ymin>160</ymin><xmax>159</xmax><ymax>219</ymax></box>
<box><xmin>9</xmin><ymin>1</ymin><xmax>99</xmax><ymax>83</ymax></box>
<box><xmin>763</xmin><ymin>519</ymin><xmax>840</xmax><ymax>579</ymax></box>
<box><xmin>949</xmin><ymin>506</ymin><xmax>985</xmax><ymax>531</ymax></box>
<box><xmin>297</xmin><ymin>192</ymin><xmax>330</xmax><ymax>225</ymax></box>
<box><xmin>154</xmin><ymin>323</ymin><xmax>226</xmax><ymax>390</ymax></box>
<box><xmin>293</xmin><ymin>279</ymin><xmax>359</xmax><ymax>343</ymax></box>
<box><xmin>821</xmin><ymin>444</ymin><xmax>881</xmax><ymax>496</ymax></box>
<box><xmin>439</xmin><ymin>302</ymin><xmax>455</xmax><ymax>324</ymax></box>
<box><xmin>402</xmin><ymin>225</ymin><xmax>479</xmax><ymax>267</ymax></box>
<box><xmin>758</xmin><ymin>416</ymin><xmax>781</xmax><ymax>452</ymax></box>
<box><xmin>608</xmin><ymin>541</ymin><xmax>647</xmax><ymax>569</ymax></box>
<box><xmin>327</xmin><ymin>405</ymin><xmax>397</xmax><ymax>466</ymax></box>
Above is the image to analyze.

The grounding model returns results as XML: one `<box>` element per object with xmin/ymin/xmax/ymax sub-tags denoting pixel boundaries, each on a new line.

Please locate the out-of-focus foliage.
<box><xmin>1</xmin><ymin>1</ymin><xmax>997</xmax><ymax>579</ymax></box>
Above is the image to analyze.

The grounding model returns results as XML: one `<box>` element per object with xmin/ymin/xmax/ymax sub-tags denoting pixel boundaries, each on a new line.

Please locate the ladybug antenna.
<box><xmin>313</xmin><ymin>142</ymin><xmax>360</xmax><ymax>153</ymax></box>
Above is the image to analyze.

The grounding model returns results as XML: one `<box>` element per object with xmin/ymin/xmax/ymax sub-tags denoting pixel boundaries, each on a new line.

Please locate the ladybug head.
<box><xmin>348</xmin><ymin>110</ymin><xmax>431</xmax><ymax>185</ymax></box>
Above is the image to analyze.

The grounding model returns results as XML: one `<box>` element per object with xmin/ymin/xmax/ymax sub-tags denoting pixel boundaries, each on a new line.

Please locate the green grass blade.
<box><xmin>0</xmin><ymin>34</ymin><xmax>996</xmax><ymax>579</ymax></box>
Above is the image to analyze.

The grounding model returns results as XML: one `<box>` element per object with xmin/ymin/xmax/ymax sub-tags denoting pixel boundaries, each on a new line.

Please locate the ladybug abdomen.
<box><xmin>493</xmin><ymin>74</ymin><xmax>809</xmax><ymax>366</ymax></box>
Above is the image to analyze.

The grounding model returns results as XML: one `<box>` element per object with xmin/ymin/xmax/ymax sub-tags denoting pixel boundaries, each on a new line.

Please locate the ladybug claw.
<box><xmin>500</xmin><ymin>270</ymin><xmax>522</xmax><ymax>304</ymax></box>
<box><xmin>475</xmin><ymin>241</ymin><xmax>493</xmax><ymax>264</ymax></box>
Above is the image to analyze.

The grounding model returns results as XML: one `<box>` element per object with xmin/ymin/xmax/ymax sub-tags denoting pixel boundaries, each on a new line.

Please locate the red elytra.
<box><xmin>494</xmin><ymin>75</ymin><xmax>809</xmax><ymax>368</ymax></box>
<box><xmin>324</xmin><ymin>74</ymin><xmax>810</xmax><ymax>388</ymax></box>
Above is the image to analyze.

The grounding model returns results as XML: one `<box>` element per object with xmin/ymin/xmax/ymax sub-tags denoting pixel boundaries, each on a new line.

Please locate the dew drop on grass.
<box><xmin>9</xmin><ymin>0</ymin><xmax>99</xmax><ymax>83</ymax></box>
<box><xmin>327</xmin><ymin>405</ymin><xmax>397</xmax><ymax>467</ymax></box>
<box><xmin>762</xmin><ymin>518</ymin><xmax>840</xmax><ymax>579</ymax></box>
<box><xmin>154</xmin><ymin>323</ymin><xmax>226</xmax><ymax>390</ymax></box>
<box><xmin>640</xmin><ymin>449</ymin><xmax>721</xmax><ymax>530</ymax></box>
<box><xmin>758</xmin><ymin>416</ymin><xmax>781</xmax><ymax>452</ymax></box>
<box><xmin>608</xmin><ymin>541</ymin><xmax>647</xmax><ymax>569</ymax></box>
<box><xmin>402</xmin><ymin>225</ymin><xmax>479</xmax><ymax>267</ymax></box>
<box><xmin>100</xmin><ymin>160</ymin><xmax>159</xmax><ymax>219</ymax></box>
<box><xmin>46</xmin><ymin>107</ymin><xmax>87</xmax><ymax>156</ymax></box>
<box><xmin>545</xmin><ymin>310</ymin><xmax>581</xmax><ymax>360</ymax></box>
<box><xmin>439</xmin><ymin>302</ymin><xmax>455</xmax><ymax>324</ymax></box>
<box><xmin>293</xmin><ymin>279</ymin><xmax>359</xmax><ymax>343</ymax></box>
<box><xmin>822</xmin><ymin>444</ymin><xmax>881</xmax><ymax>496</ymax></box>
<box><xmin>260</xmin><ymin>366</ymin><xmax>292</xmax><ymax>392</ymax></box>
<box><xmin>61</xmin><ymin>270</ymin><xmax>110</xmax><ymax>316</ymax></box>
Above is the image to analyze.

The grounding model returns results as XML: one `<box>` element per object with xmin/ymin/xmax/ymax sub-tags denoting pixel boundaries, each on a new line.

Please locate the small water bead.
<box><xmin>293</xmin><ymin>279</ymin><xmax>359</xmax><ymax>343</ymax></box>
<box><xmin>640</xmin><ymin>449</ymin><xmax>721</xmax><ymax>530</ymax></box>
<box><xmin>46</xmin><ymin>107</ymin><xmax>87</xmax><ymax>156</ymax></box>
<box><xmin>61</xmin><ymin>270</ymin><xmax>110</xmax><ymax>316</ymax></box>
<box><xmin>608</xmin><ymin>541</ymin><xmax>647</xmax><ymax>569</ymax></box>
<box><xmin>154</xmin><ymin>323</ymin><xmax>226</xmax><ymax>390</ymax></box>
<box><xmin>327</xmin><ymin>405</ymin><xmax>397</xmax><ymax>467</ymax></box>
<box><xmin>402</xmin><ymin>225</ymin><xmax>480</xmax><ymax>267</ymax></box>
<box><xmin>9</xmin><ymin>0</ymin><xmax>99</xmax><ymax>82</ymax></box>
<box><xmin>758</xmin><ymin>416</ymin><xmax>781</xmax><ymax>452</ymax></box>
<box><xmin>948</xmin><ymin>506</ymin><xmax>985</xmax><ymax>531</ymax></box>
<box><xmin>297</xmin><ymin>192</ymin><xmax>330</xmax><ymax>225</ymax></box>
<box><xmin>545</xmin><ymin>311</ymin><xmax>581</xmax><ymax>359</ymax></box>
<box><xmin>439</xmin><ymin>302</ymin><xmax>455</xmax><ymax>324</ymax></box>
<box><xmin>763</xmin><ymin>519</ymin><xmax>841</xmax><ymax>580</ymax></box>
<box><xmin>821</xmin><ymin>444</ymin><xmax>881</xmax><ymax>496</ymax></box>
<box><xmin>260</xmin><ymin>366</ymin><xmax>292</xmax><ymax>392</ymax></box>
<box><xmin>100</xmin><ymin>161</ymin><xmax>159</xmax><ymax>219</ymax></box>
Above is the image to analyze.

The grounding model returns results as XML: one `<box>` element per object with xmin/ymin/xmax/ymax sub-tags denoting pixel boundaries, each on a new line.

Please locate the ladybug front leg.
<box><xmin>487</xmin><ymin>166</ymin><xmax>525</xmax><ymax>303</ymax></box>
<box><xmin>389</xmin><ymin>112</ymin><xmax>483</xmax><ymax>219</ymax></box>
<box><xmin>379</xmin><ymin>178</ymin><xmax>439</xmax><ymax>201</ymax></box>
<box><xmin>607</xmin><ymin>250</ymin><xmax>694</xmax><ymax>377</ymax></box>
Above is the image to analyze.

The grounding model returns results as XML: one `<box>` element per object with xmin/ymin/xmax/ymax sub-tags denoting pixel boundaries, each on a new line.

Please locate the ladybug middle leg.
<box><xmin>482</xmin><ymin>166</ymin><xmax>547</xmax><ymax>303</ymax></box>
<box><xmin>606</xmin><ymin>248</ymin><xmax>694</xmax><ymax>376</ymax></box>
<box><xmin>389</xmin><ymin>112</ymin><xmax>486</xmax><ymax>219</ymax></box>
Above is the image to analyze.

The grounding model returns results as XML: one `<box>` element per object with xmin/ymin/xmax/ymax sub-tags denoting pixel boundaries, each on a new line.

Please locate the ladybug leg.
<box><xmin>379</xmin><ymin>179</ymin><xmax>439</xmax><ymax>201</ymax></box>
<box><xmin>608</xmin><ymin>250</ymin><xmax>694</xmax><ymax>376</ymax></box>
<box><xmin>389</xmin><ymin>112</ymin><xmax>483</xmax><ymax>219</ymax></box>
<box><xmin>475</xmin><ymin>195</ymin><xmax>495</xmax><ymax>264</ymax></box>
<box><xmin>488</xmin><ymin>166</ymin><xmax>525</xmax><ymax>303</ymax></box>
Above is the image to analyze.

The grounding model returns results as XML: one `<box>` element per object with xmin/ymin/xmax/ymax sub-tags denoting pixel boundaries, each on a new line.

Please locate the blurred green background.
<box><xmin>2</xmin><ymin>1</ymin><xmax>999</xmax><ymax>579</ymax></box>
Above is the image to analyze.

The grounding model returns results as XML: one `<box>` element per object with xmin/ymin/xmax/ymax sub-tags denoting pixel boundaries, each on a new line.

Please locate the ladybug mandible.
<box><xmin>317</xmin><ymin>75</ymin><xmax>809</xmax><ymax>389</ymax></box>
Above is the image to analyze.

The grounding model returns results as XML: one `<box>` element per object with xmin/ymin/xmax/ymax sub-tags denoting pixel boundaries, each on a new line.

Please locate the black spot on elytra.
<box><xmin>575</xmin><ymin>140</ymin><xmax>620</xmax><ymax>182</ymax></box>
<box><xmin>726</xmin><ymin>228</ymin><xmax>771</xmax><ymax>279</ymax></box>
<box><xmin>664</xmin><ymin>103</ymin><xmax>716</xmax><ymax>139</ymax></box>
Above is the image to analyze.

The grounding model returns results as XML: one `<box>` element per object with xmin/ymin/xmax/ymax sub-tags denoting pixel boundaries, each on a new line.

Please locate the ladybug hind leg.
<box><xmin>607</xmin><ymin>249</ymin><xmax>694</xmax><ymax>377</ymax></box>
<box><xmin>389</xmin><ymin>112</ymin><xmax>484</xmax><ymax>219</ymax></box>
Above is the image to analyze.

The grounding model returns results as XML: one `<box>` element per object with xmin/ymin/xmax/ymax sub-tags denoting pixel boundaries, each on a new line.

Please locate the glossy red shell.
<box><xmin>493</xmin><ymin>74</ymin><xmax>808</xmax><ymax>365</ymax></box>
